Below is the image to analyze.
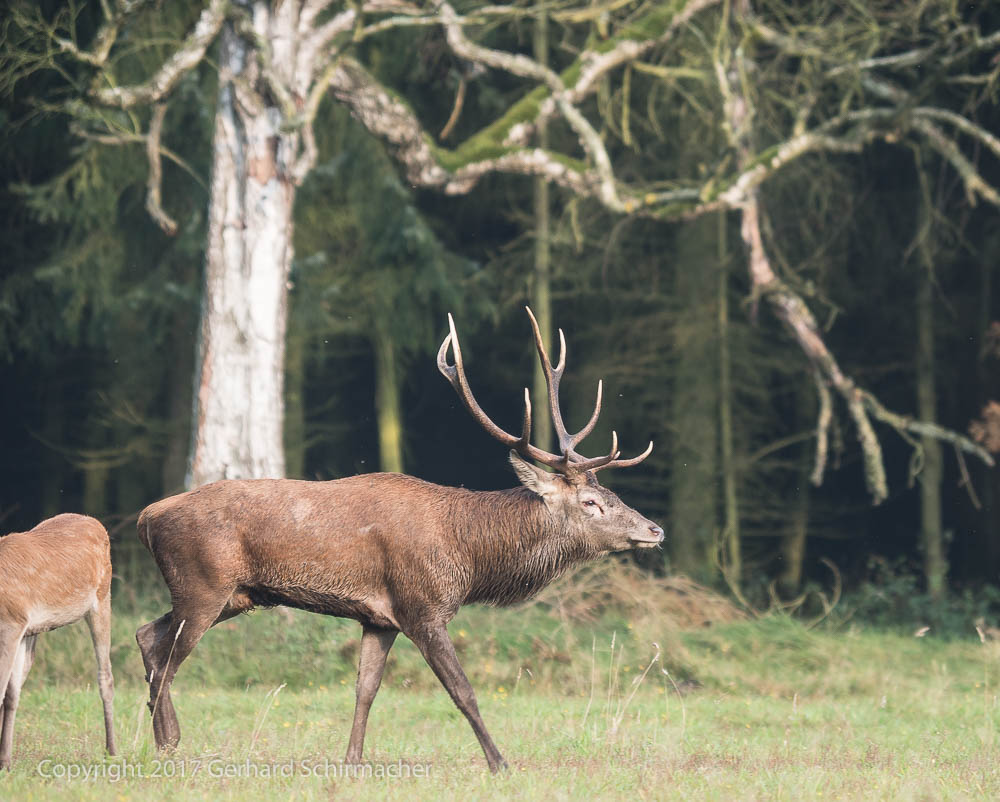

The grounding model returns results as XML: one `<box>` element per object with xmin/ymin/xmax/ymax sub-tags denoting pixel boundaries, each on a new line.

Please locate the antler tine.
<box><xmin>525</xmin><ymin>306</ymin><xmax>574</xmax><ymax>452</ymax></box>
<box><xmin>554</xmin><ymin>327</ymin><xmax>566</xmax><ymax>373</ymax></box>
<box><xmin>526</xmin><ymin>306</ymin><xmax>611</xmax><ymax>461</ymax></box>
<box><xmin>520</xmin><ymin>388</ymin><xmax>532</xmax><ymax>445</ymax></box>
<box><xmin>440</xmin><ymin>311</ymin><xmax>652</xmax><ymax>477</ymax></box>
<box><xmin>591</xmin><ymin>440</ymin><xmax>654</xmax><ymax>473</ymax></box>
<box><xmin>567</xmin><ymin>429</ymin><xmax>621</xmax><ymax>472</ymax></box>
<box><xmin>568</xmin><ymin>379</ymin><xmax>603</xmax><ymax>450</ymax></box>
<box><xmin>438</xmin><ymin>314</ymin><xmax>518</xmax><ymax>449</ymax></box>
<box><xmin>439</xmin><ymin>313</ymin><xmax>564</xmax><ymax>468</ymax></box>
<box><xmin>525</xmin><ymin>307</ymin><xmax>565</xmax><ymax>377</ymax></box>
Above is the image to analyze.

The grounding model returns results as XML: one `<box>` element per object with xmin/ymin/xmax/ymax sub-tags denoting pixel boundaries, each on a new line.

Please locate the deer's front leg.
<box><xmin>407</xmin><ymin>624</ymin><xmax>508</xmax><ymax>773</ymax></box>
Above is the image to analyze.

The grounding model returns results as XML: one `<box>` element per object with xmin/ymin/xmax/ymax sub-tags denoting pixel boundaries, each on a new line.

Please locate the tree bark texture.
<box><xmin>188</xmin><ymin>17</ymin><xmax>297</xmax><ymax>487</ymax></box>
<box><xmin>916</xmin><ymin>223</ymin><xmax>945</xmax><ymax>599</ymax></box>
<box><xmin>717</xmin><ymin>211</ymin><xmax>741</xmax><ymax>587</ymax></box>
<box><xmin>161</xmin><ymin>298</ymin><xmax>196</xmax><ymax>494</ymax></box>
<box><xmin>530</xmin><ymin>10</ymin><xmax>554</xmax><ymax>456</ymax></box>
<box><xmin>283</xmin><ymin>329</ymin><xmax>307</xmax><ymax>480</ymax></box>
<box><xmin>670</xmin><ymin>214</ymin><xmax>719</xmax><ymax>578</ymax></box>
<box><xmin>374</xmin><ymin>325</ymin><xmax>404</xmax><ymax>474</ymax></box>
<box><xmin>976</xmin><ymin>246</ymin><xmax>1000</xmax><ymax>577</ymax></box>
<box><xmin>780</xmin><ymin>438</ymin><xmax>813</xmax><ymax>594</ymax></box>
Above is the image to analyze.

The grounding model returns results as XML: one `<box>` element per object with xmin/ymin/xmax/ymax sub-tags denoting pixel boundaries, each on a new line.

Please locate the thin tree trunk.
<box><xmin>115</xmin><ymin>453</ymin><xmax>146</xmax><ymax>517</ymax></box>
<box><xmin>161</xmin><ymin>299</ymin><xmax>195</xmax><ymax>494</ymax></box>
<box><xmin>82</xmin><ymin>464</ymin><xmax>108</xmax><ymax>520</ymax></box>
<box><xmin>916</xmin><ymin>218</ymin><xmax>945</xmax><ymax>599</ymax></box>
<box><xmin>780</xmin><ymin>440</ymin><xmax>812</xmax><ymax>593</ymax></box>
<box><xmin>39</xmin><ymin>384</ymin><xmax>65</xmax><ymax>518</ymax></box>
<box><xmin>978</xmin><ymin>242</ymin><xmax>999</xmax><ymax>576</ymax></box>
<box><xmin>188</xmin><ymin>19</ymin><xmax>296</xmax><ymax>487</ymax></box>
<box><xmin>718</xmin><ymin>211</ymin><xmax>740</xmax><ymax>587</ymax></box>
<box><xmin>670</xmin><ymin>214</ymin><xmax>719</xmax><ymax>579</ymax></box>
<box><xmin>531</xmin><ymin>9</ymin><xmax>553</xmax><ymax>454</ymax></box>
<box><xmin>374</xmin><ymin>325</ymin><xmax>404</xmax><ymax>474</ymax></box>
<box><xmin>284</xmin><ymin>329</ymin><xmax>307</xmax><ymax>479</ymax></box>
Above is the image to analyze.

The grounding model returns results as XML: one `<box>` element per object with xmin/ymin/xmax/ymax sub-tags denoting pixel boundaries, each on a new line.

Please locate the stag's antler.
<box><xmin>437</xmin><ymin>307</ymin><xmax>652</xmax><ymax>475</ymax></box>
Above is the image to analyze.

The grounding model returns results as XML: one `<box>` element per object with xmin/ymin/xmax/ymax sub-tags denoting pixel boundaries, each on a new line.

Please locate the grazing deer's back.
<box><xmin>0</xmin><ymin>513</ymin><xmax>110</xmax><ymax>629</ymax></box>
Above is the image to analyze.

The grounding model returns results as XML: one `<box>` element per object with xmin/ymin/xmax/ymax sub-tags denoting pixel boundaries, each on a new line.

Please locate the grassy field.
<box><xmin>3</xmin><ymin>563</ymin><xmax>999</xmax><ymax>800</ymax></box>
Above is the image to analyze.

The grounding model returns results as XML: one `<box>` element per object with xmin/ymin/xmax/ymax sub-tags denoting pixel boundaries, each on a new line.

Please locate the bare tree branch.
<box><xmin>439</xmin><ymin>74</ymin><xmax>467</xmax><ymax>140</ymax></box>
<box><xmin>91</xmin><ymin>0</ymin><xmax>228</xmax><ymax>108</ymax></box>
<box><xmin>718</xmin><ymin>4</ymin><xmax>996</xmax><ymax>504</ymax></box>
<box><xmin>740</xmin><ymin>193</ymin><xmax>889</xmax><ymax>502</ymax></box>
<box><xmin>72</xmin><ymin>127</ymin><xmax>206</xmax><ymax>190</ymax></box>
<box><xmin>436</xmin><ymin>1</ymin><xmax>624</xmax><ymax>209</ymax></box>
<box><xmin>144</xmin><ymin>102</ymin><xmax>177</xmax><ymax>235</ymax></box>
<box><xmin>862</xmin><ymin>391</ymin><xmax>995</xmax><ymax>466</ymax></box>
<box><xmin>326</xmin><ymin>56</ymin><xmax>449</xmax><ymax>186</ymax></box>
<box><xmin>913</xmin><ymin>118</ymin><xmax>1000</xmax><ymax>207</ymax></box>
<box><xmin>913</xmin><ymin>107</ymin><xmax>1000</xmax><ymax>162</ymax></box>
<box><xmin>506</xmin><ymin>0</ymin><xmax>723</xmax><ymax>146</ymax></box>
<box><xmin>326</xmin><ymin>56</ymin><xmax>618</xmax><ymax>201</ymax></box>
<box><xmin>438</xmin><ymin>2</ymin><xmax>562</xmax><ymax>91</ymax></box>
<box><xmin>811</xmin><ymin>368</ymin><xmax>832</xmax><ymax>486</ymax></box>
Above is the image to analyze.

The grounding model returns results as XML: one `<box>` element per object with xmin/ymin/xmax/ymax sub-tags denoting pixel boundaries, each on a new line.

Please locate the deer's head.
<box><xmin>438</xmin><ymin>308</ymin><xmax>664</xmax><ymax>554</ymax></box>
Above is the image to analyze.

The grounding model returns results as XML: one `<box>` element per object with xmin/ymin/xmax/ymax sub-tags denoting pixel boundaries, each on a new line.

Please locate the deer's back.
<box><xmin>0</xmin><ymin>513</ymin><xmax>110</xmax><ymax>631</ymax></box>
<box><xmin>138</xmin><ymin>475</ymin><xmax>481</xmax><ymax>609</ymax></box>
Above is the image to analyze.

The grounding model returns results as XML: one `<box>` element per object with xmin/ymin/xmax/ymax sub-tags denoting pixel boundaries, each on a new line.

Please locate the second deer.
<box><xmin>0</xmin><ymin>513</ymin><xmax>117</xmax><ymax>769</ymax></box>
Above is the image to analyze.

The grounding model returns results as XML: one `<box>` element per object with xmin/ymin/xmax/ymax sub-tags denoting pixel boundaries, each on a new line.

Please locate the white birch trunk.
<box><xmin>188</xmin><ymin>12</ymin><xmax>298</xmax><ymax>487</ymax></box>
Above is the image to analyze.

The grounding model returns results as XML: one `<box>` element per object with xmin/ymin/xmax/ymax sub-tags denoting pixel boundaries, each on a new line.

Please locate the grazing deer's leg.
<box><xmin>345</xmin><ymin>626</ymin><xmax>398</xmax><ymax>764</ymax></box>
<box><xmin>408</xmin><ymin>624</ymin><xmax>508</xmax><ymax>772</ymax></box>
<box><xmin>85</xmin><ymin>592</ymin><xmax>117</xmax><ymax>756</ymax></box>
<box><xmin>0</xmin><ymin>626</ymin><xmax>28</xmax><ymax>771</ymax></box>
<box><xmin>17</xmin><ymin>636</ymin><xmax>36</xmax><ymax>693</ymax></box>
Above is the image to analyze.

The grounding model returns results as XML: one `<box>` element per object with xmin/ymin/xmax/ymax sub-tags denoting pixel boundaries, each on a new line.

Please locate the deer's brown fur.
<box><xmin>136</xmin><ymin>310</ymin><xmax>662</xmax><ymax>771</ymax></box>
<box><xmin>0</xmin><ymin>513</ymin><xmax>117</xmax><ymax>769</ymax></box>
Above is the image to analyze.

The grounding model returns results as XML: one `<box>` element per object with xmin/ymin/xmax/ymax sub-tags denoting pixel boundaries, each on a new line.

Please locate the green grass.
<box><xmin>3</xmin><ymin>569</ymin><xmax>1000</xmax><ymax>800</ymax></box>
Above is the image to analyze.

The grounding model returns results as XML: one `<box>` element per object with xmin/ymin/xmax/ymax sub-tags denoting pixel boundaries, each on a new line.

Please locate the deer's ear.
<box><xmin>509</xmin><ymin>451</ymin><xmax>562</xmax><ymax>498</ymax></box>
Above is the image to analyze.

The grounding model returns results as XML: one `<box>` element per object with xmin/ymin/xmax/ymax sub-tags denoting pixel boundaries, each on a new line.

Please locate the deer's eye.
<box><xmin>582</xmin><ymin>499</ymin><xmax>602</xmax><ymax>512</ymax></box>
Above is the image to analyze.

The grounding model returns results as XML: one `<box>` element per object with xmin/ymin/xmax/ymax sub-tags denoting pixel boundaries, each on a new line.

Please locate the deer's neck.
<box><xmin>453</xmin><ymin>487</ymin><xmax>592</xmax><ymax>607</ymax></box>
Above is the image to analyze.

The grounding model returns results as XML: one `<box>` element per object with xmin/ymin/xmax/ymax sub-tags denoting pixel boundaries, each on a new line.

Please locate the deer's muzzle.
<box><xmin>631</xmin><ymin>524</ymin><xmax>664</xmax><ymax>549</ymax></box>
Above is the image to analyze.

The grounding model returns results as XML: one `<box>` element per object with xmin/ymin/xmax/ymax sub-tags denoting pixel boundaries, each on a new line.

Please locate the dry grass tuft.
<box><xmin>536</xmin><ymin>559</ymin><xmax>745</xmax><ymax>630</ymax></box>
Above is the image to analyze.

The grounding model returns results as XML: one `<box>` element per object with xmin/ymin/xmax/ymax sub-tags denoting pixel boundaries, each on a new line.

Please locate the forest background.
<box><xmin>2</xmin><ymin>0</ymin><xmax>1000</xmax><ymax>625</ymax></box>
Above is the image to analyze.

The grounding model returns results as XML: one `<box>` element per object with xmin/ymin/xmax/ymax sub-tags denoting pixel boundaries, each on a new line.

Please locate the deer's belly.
<box><xmin>245</xmin><ymin>585</ymin><xmax>400</xmax><ymax>630</ymax></box>
<box><xmin>25</xmin><ymin>592</ymin><xmax>96</xmax><ymax>635</ymax></box>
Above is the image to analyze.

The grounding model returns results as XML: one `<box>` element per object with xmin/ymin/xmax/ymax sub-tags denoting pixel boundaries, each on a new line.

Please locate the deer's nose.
<box><xmin>649</xmin><ymin>525</ymin><xmax>664</xmax><ymax>541</ymax></box>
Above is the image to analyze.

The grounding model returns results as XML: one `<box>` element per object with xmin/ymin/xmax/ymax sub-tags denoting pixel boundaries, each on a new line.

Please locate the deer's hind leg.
<box><xmin>136</xmin><ymin>589</ymin><xmax>250</xmax><ymax>750</ymax></box>
<box><xmin>0</xmin><ymin>623</ymin><xmax>29</xmax><ymax>770</ymax></box>
<box><xmin>85</xmin><ymin>591</ymin><xmax>117</xmax><ymax>756</ymax></box>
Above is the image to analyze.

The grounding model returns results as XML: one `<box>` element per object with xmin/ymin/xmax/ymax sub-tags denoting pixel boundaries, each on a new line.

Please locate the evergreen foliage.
<box><xmin>0</xmin><ymin>0</ymin><xmax>998</xmax><ymax>610</ymax></box>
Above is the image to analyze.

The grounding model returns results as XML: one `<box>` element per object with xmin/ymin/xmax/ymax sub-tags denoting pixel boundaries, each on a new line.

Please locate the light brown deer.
<box><xmin>136</xmin><ymin>308</ymin><xmax>662</xmax><ymax>771</ymax></box>
<box><xmin>0</xmin><ymin>513</ymin><xmax>117</xmax><ymax>769</ymax></box>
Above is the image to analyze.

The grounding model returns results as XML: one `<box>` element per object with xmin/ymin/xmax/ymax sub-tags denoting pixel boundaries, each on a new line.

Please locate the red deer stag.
<box><xmin>0</xmin><ymin>513</ymin><xmax>117</xmax><ymax>769</ymax></box>
<box><xmin>136</xmin><ymin>307</ymin><xmax>662</xmax><ymax>772</ymax></box>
